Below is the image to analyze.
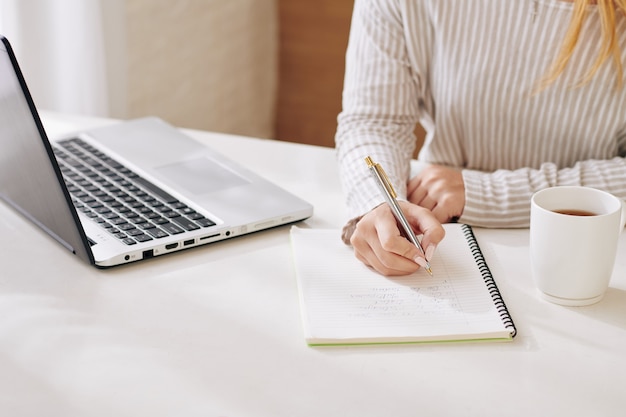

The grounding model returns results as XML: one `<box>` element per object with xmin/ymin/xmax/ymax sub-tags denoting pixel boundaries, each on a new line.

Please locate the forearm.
<box><xmin>336</xmin><ymin>115</ymin><xmax>416</xmax><ymax>219</ymax></box>
<box><xmin>460</xmin><ymin>157</ymin><xmax>626</xmax><ymax>228</ymax></box>
<box><xmin>336</xmin><ymin>0</ymin><xmax>422</xmax><ymax>220</ymax></box>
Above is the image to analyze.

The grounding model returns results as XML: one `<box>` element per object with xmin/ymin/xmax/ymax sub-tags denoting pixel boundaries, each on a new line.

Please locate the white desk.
<box><xmin>1</xmin><ymin>112</ymin><xmax>625</xmax><ymax>417</ymax></box>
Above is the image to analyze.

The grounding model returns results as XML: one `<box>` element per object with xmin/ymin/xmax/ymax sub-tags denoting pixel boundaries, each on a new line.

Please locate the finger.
<box><xmin>407</xmin><ymin>184</ymin><xmax>428</xmax><ymax>206</ymax></box>
<box><xmin>368</xmin><ymin>249</ymin><xmax>421</xmax><ymax>276</ymax></box>
<box><xmin>406</xmin><ymin>176</ymin><xmax>422</xmax><ymax>196</ymax></box>
<box><xmin>371</xmin><ymin>218</ymin><xmax>429</xmax><ymax>273</ymax></box>
<box><xmin>417</xmin><ymin>195</ymin><xmax>438</xmax><ymax>211</ymax></box>
<box><xmin>428</xmin><ymin>204</ymin><xmax>451</xmax><ymax>223</ymax></box>
<box><xmin>352</xmin><ymin>203</ymin><xmax>438</xmax><ymax>276</ymax></box>
<box><xmin>373</xmin><ymin>225</ymin><xmax>424</xmax><ymax>274</ymax></box>
<box><xmin>361</xmin><ymin>226</ymin><xmax>422</xmax><ymax>275</ymax></box>
<box><xmin>353</xmin><ymin>233</ymin><xmax>420</xmax><ymax>276</ymax></box>
<box><xmin>402</xmin><ymin>203</ymin><xmax>446</xmax><ymax>257</ymax></box>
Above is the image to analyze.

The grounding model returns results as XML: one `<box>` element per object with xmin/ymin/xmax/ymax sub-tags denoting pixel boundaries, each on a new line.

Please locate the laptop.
<box><xmin>0</xmin><ymin>35</ymin><xmax>313</xmax><ymax>267</ymax></box>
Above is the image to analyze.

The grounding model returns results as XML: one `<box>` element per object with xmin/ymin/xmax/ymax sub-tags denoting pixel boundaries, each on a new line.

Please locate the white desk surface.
<box><xmin>1</xmin><ymin>112</ymin><xmax>625</xmax><ymax>417</ymax></box>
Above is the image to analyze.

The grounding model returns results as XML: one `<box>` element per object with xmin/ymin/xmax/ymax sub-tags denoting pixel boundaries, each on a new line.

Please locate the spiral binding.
<box><xmin>461</xmin><ymin>224</ymin><xmax>517</xmax><ymax>338</ymax></box>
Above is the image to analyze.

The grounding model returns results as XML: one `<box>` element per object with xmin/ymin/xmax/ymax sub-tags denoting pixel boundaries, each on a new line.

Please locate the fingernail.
<box><xmin>414</xmin><ymin>256</ymin><xmax>429</xmax><ymax>269</ymax></box>
<box><xmin>425</xmin><ymin>244</ymin><xmax>436</xmax><ymax>261</ymax></box>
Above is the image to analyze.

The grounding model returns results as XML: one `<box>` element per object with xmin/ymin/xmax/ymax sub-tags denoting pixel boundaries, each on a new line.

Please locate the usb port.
<box><xmin>183</xmin><ymin>239</ymin><xmax>195</xmax><ymax>246</ymax></box>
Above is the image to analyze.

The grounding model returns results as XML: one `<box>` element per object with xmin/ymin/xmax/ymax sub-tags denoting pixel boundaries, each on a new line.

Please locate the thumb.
<box><xmin>401</xmin><ymin>202</ymin><xmax>446</xmax><ymax>257</ymax></box>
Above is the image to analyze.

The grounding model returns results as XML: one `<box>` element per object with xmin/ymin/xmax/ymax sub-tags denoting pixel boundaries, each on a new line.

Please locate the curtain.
<box><xmin>0</xmin><ymin>0</ymin><xmax>110</xmax><ymax>116</ymax></box>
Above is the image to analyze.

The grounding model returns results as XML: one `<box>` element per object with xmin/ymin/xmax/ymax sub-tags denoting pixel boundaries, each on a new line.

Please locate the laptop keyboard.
<box><xmin>53</xmin><ymin>138</ymin><xmax>216</xmax><ymax>245</ymax></box>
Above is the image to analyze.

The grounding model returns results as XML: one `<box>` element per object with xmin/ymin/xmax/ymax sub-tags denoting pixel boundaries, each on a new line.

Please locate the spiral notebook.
<box><xmin>290</xmin><ymin>224</ymin><xmax>517</xmax><ymax>346</ymax></box>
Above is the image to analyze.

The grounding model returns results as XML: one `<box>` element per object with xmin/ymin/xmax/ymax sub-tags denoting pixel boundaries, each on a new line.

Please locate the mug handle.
<box><xmin>621</xmin><ymin>199</ymin><xmax>626</xmax><ymax>229</ymax></box>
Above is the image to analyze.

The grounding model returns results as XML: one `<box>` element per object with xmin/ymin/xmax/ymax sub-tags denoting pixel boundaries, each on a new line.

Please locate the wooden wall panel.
<box><xmin>276</xmin><ymin>1</ymin><xmax>354</xmax><ymax>148</ymax></box>
<box><xmin>276</xmin><ymin>0</ymin><xmax>426</xmax><ymax>153</ymax></box>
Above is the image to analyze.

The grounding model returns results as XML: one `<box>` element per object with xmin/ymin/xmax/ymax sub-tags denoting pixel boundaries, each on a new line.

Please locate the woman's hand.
<box><xmin>350</xmin><ymin>201</ymin><xmax>445</xmax><ymax>276</ymax></box>
<box><xmin>407</xmin><ymin>164</ymin><xmax>465</xmax><ymax>223</ymax></box>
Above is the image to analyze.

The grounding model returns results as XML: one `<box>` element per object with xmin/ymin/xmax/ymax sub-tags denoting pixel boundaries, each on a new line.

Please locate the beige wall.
<box><xmin>107</xmin><ymin>0</ymin><xmax>278</xmax><ymax>139</ymax></box>
<box><xmin>103</xmin><ymin>0</ymin><xmax>373</xmax><ymax>147</ymax></box>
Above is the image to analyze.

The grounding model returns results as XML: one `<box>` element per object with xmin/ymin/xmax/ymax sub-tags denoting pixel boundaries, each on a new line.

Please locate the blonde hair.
<box><xmin>539</xmin><ymin>0</ymin><xmax>626</xmax><ymax>89</ymax></box>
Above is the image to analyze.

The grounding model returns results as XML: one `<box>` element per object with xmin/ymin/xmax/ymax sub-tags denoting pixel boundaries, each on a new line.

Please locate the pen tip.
<box><xmin>426</xmin><ymin>264</ymin><xmax>433</xmax><ymax>276</ymax></box>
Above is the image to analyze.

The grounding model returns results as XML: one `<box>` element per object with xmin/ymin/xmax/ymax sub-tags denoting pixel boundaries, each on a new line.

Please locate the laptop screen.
<box><xmin>0</xmin><ymin>36</ymin><xmax>93</xmax><ymax>263</ymax></box>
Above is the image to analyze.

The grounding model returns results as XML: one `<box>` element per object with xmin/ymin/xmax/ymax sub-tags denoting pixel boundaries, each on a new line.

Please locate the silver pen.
<box><xmin>365</xmin><ymin>156</ymin><xmax>433</xmax><ymax>275</ymax></box>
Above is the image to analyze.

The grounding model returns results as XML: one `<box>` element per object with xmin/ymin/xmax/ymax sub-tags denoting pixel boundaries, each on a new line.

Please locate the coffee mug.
<box><xmin>530</xmin><ymin>186</ymin><xmax>626</xmax><ymax>306</ymax></box>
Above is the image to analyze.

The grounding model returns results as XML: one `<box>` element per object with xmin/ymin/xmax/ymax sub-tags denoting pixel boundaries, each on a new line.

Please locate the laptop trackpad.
<box><xmin>154</xmin><ymin>157</ymin><xmax>249</xmax><ymax>195</ymax></box>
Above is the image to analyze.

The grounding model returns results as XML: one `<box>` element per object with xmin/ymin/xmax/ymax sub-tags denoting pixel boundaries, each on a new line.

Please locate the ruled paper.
<box><xmin>290</xmin><ymin>224</ymin><xmax>512</xmax><ymax>345</ymax></box>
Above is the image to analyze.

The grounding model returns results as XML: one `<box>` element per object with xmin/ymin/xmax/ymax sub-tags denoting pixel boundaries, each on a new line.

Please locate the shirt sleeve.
<box><xmin>461</xmin><ymin>153</ymin><xmax>626</xmax><ymax>228</ymax></box>
<box><xmin>335</xmin><ymin>0</ymin><xmax>430</xmax><ymax>220</ymax></box>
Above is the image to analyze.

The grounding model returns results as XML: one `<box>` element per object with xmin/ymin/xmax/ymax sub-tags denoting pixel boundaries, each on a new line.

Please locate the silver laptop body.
<box><xmin>0</xmin><ymin>35</ymin><xmax>313</xmax><ymax>267</ymax></box>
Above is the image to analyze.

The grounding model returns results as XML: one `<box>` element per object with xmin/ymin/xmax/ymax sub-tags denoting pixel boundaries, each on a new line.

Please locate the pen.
<box><xmin>365</xmin><ymin>156</ymin><xmax>433</xmax><ymax>275</ymax></box>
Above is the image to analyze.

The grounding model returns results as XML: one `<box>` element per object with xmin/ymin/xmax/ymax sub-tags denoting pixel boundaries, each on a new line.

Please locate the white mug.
<box><xmin>530</xmin><ymin>186</ymin><xmax>626</xmax><ymax>306</ymax></box>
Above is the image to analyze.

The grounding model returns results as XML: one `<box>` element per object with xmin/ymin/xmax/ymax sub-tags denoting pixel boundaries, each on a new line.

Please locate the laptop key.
<box><xmin>160</xmin><ymin>222</ymin><xmax>185</xmax><ymax>235</ymax></box>
<box><xmin>133</xmin><ymin>176</ymin><xmax>178</xmax><ymax>204</ymax></box>
<box><xmin>133</xmin><ymin>234</ymin><xmax>153</xmax><ymax>243</ymax></box>
<box><xmin>196</xmin><ymin>218</ymin><xmax>216</xmax><ymax>227</ymax></box>
<box><xmin>145</xmin><ymin>227</ymin><xmax>169</xmax><ymax>238</ymax></box>
<box><xmin>171</xmin><ymin>216</ymin><xmax>201</xmax><ymax>231</ymax></box>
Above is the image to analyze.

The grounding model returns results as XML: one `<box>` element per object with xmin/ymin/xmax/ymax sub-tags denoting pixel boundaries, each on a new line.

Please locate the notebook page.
<box><xmin>290</xmin><ymin>225</ymin><xmax>510</xmax><ymax>344</ymax></box>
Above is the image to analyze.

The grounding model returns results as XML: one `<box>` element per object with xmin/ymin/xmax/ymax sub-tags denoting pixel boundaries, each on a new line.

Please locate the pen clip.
<box><xmin>365</xmin><ymin>156</ymin><xmax>397</xmax><ymax>199</ymax></box>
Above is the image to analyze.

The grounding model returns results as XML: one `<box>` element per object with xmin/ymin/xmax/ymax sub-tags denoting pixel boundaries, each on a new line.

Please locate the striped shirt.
<box><xmin>335</xmin><ymin>0</ymin><xmax>626</xmax><ymax>228</ymax></box>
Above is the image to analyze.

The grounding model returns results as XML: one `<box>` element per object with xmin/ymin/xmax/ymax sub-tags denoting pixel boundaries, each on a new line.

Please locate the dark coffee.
<box><xmin>552</xmin><ymin>209</ymin><xmax>597</xmax><ymax>216</ymax></box>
